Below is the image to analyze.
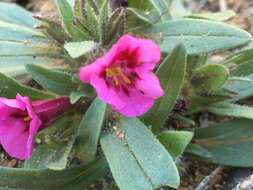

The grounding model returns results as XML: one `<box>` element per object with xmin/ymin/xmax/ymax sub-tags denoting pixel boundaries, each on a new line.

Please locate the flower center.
<box><xmin>105</xmin><ymin>65</ymin><xmax>131</xmax><ymax>86</ymax></box>
<box><xmin>23</xmin><ymin>116</ymin><xmax>32</xmax><ymax>122</ymax></box>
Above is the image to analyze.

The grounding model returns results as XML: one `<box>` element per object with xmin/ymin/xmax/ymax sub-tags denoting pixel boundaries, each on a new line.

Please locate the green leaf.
<box><xmin>74</xmin><ymin>0</ymin><xmax>85</xmax><ymax>18</ymax></box>
<box><xmin>170</xmin><ymin>0</ymin><xmax>189</xmax><ymax>19</ymax></box>
<box><xmin>98</xmin><ymin>0</ymin><xmax>109</xmax><ymax>44</ymax></box>
<box><xmin>191</xmin><ymin>64</ymin><xmax>230</xmax><ymax>92</ymax></box>
<box><xmin>64</xmin><ymin>41</ymin><xmax>96</xmax><ymax>58</ymax></box>
<box><xmin>0</xmin><ymin>2</ymin><xmax>39</xmax><ymax>27</ymax></box>
<box><xmin>101</xmin><ymin>118</ymin><xmax>180</xmax><ymax>190</ymax></box>
<box><xmin>190</xmin><ymin>119</ymin><xmax>253</xmax><ymax>167</ymax></box>
<box><xmin>148</xmin><ymin>0</ymin><xmax>172</xmax><ymax>21</ymax></box>
<box><xmin>186</xmin><ymin>10</ymin><xmax>236</xmax><ymax>22</ymax></box>
<box><xmin>0</xmin><ymin>157</ymin><xmax>108</xmax><ymax>190</ymax></box>
<box><xmin>25</xmin><ymin>64</ymin><xmax>79</xmax><ymax>95</ymax></box>
<box><xmin>143</xmin><ymin>44</ymin><xmax>187</xmax><ymax>133</ymax></box>
<box><xmin>70</xmin><ymin>91</ymin><xmax>85</xmax><ymax>104</ymax></box>
<box><xmin>158</xmin><ymin>131</ymin><xmax>194</xmax><ymax>159</ymax></box>
<box><xmin>0</xmin><ymin>72</ymin><xmax>54</xmax><ymax>100</ymax></box>
<box><xmin>0</xmin><ymin>41</ymin><xmax>60</xmax><ymax>76</ymax></box>
<box><xmin>0</xmin><ymin>56</ymin><xmax>59</xmax><ymax>77</ymax></box>
<box><xmin>0</xmin><ymin>41</ymin><xmax>59</xmax><ymax>56</ymax></box>
<box><xmin>0</xmin><ymin>20</ymin><xmax>46</xmax><ymax>42</ymax></box>
<box><xmin>128</xmin><ymin>0</ymin><xmax>152</xmax><ymax>10</ymax></box>
<box><xmin>229</xmin><ymin>76</ymin><xmax>252</xmax><ymax>82</ymax></box>
<box><xmin>208</xmin><ymin>102</ymin><xmax>253</xmax><ymax>119</ymax></box>
<box><xmin>85</xmin><ymin>0</ymin><xmax>100</xmax><ymax>41</ymax></box>
<box><xmin>127</xmin><ymin>8</ymin><xmax>152</xmax><ymax>27</ymax></box>
<box><xmin>25</xmin><ymin>138</ymin><xmax>75</xmax><ymax>170</ymax></box>
<box><xmin>76</xmin><ymin>98</ymin><xmax>106</xmax><ymax>162</ymax></box>
<box><xmin>55</xmin><ymin>0</ymin><xmax>74</xmax><ymax>36</ymax></box>
<box><xmin>0</xmin><ymin>20</ymin><xmax>59</xmax><ymax>76</ymax></box>
<box><xmin>148</xmin><ymin>18</ymin><xmax>251</xmax><ymax>54</ymax></box>
<box><xmin>185</xmin><ymin>143</ymin><xmax>212</xmax><ymax>159</ymax></box>
<box><xmin>103</xmin><ymin>8</ymin><xmax>124</xmax><ymax>45</ymax></box>
<box><xmin>226</xmin><ymin>73</ymin><xmax>253</xmax><ymax>101</ymax></box>
<box><xmin>226</xmin><ymin>48</ymin><xmax>253</xmax><ymax>76</ymax></box>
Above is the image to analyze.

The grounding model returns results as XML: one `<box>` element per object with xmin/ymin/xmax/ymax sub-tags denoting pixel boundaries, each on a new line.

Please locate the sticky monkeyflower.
<box><xmin>0</xmin><ymin>94</ymin><xmax>71</xmax><ymax>160</ymax></box>
<box><xmin>80</xmin><ymin>34</ymin><xmax>164</xmax><ymax>117</ymax></box>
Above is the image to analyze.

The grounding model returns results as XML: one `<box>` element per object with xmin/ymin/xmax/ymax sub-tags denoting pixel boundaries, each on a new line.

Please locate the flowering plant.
<box><xmin>0</xmin><ymin>0</ymin><xmax>253</xmax><ymax>189</ymax></box>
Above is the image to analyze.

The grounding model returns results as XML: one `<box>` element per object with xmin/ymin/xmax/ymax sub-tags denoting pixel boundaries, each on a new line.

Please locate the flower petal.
<box><xmin>90</xmin><ymin>75</ymin><xmax>125</xmax><ymax>109</ymax></box>
<box><xmin>80</xmin><ymin>60</ymin><xmax>104</xmax><ymax>82</ymax></box>
<box><xmin>0</xmin><ymin>97</ymin><xmax>25</xmax><ymax>110</ymax></box>
<box><xmin>115</xmin><ymin>88</ymin><xmax>154</xmax><ymax>117</ymax></box>
<box><xmin>136</xmin><ymin>38</ymin><xmax>161</xmax><ymax>65</ymax></box>
<box><xmin>80</xmin><ymin>44</ymin><xmax>118</xmax><ymax>82</ymax></box>
<box><xmin>116</xmin><ymin>34</ymin><xmax>139</xmax><ymax>52</ymax></box>
<box><xmin>135</xmin><ymin>72</ymin><xmax>164</xmax><ymax>99</ymax></box>
<box><xmin>32</xmin><ymin>97</ymin><xmax>71</xmax><ymax>125</ymax></box>
<box><xmin>0</xmin><ymin>119</ymin><xmax>30</xmax><ymax>160</ymax></box>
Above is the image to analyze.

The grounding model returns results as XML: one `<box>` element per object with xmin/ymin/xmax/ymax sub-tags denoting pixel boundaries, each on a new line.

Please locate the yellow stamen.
<box><xmin>105</xmin><ymin>66</ymin><xmax>131</xmax><ymax>86</ymax></box>
<box><xmin>23</xmin><ymin>116</ymin><xmax>32</xmax><ymax>122</ymax></box>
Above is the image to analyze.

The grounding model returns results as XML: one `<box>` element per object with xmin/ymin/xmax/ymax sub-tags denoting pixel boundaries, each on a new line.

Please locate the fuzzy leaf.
<box><xmin>0</xmin><ymin>20</ymin><xmax>46</xmax><ymax>42</ymax></box>
<box><xmin>185</xmin><ymin>144</ymin><xmax>212</xmax><ymax>159</ymax></box>
<box><xmin>143</xmin><ymin>44</ymin><xmax>187</xmax><ymax>133</ymax></box>
<box><xmin>0</xmin><ymin>19</ymin><xmax>60</xmax><ymax>76</ymax></box>
<box><xmin>0</xmin><ymin>2</ymin><xmax>39</xmax><ymax>27</ymax></box>
<box><xmin>128</xmin><ymin>0</ymin><xmax>152</xmax><ymax>10</ymax></box>
<box><xmin>24</xmin><ymin>138</ymin><xmax>75</xmax><ymax>170</ymax></box>
<box><xmin>0</xmin><ymin>158</ymin><xmax>108</xmax><ymax>190</ymax></box>
<box><xmin>191</xmin><ymin>64</ymin><xmax>230</xmax><ymax>92</ymax></box>
<box><xmin>190</xmin><ymin>119</ymin><xmax>253</xmax><ymax>167</ymax></box>
<box><xmin>148</xmin><ymin>18</ymin><xmax>251</xmax><ymax>54</ymax></box>
<box><xmin>0</xmin><ymin>72</ymin><xmax>54</xmax><ymax>100</ymax></box>
<box><xmin>56</xmin><ymin>0</ymin><xmax>74</xmax><ymax>36</ymax></box>
<box><xmin>26</xmin><ymin>64</ymin><xmax>79</xmax><ymax>95</ymax></box>
<box><xmin>76</xmin><ymin>98</ymin><xmax>106</xmax><ymax>162</ymax></box>
<box><xmin>208</xmin><ymin>102</ymin><xmax>253</xmax><ymax>119</ymax></box>
<box><xmin>187</xmin><ymin>10</ymin><xmax>236</xmax><ymax>21</ymax></box>
<box><xmin>127</xmin><ymin>8</ymin><xmax>152</xmax><ymax>26</ymax></box>
<box><xmin>148</xmin><ymin>0</ymin><xmax>172</xmax><ymax>21</ymax></box>
<box><xmin>226</xmin><ymin>48</ymin><xmax>253</xmax><ymax>76</ymax></box>
<box><xmin>158</xmin><ymin>131</ymin><xmax>194</xmax><ymax>159</ymax></box>
<box><xmin>70</xmin><ymin>91</ymin><xmax>85</xmax><ymax>104</ymax></box>
<box><xmin>101</xmin><ymin>118</ymin><xmax>180</xmax><ymax>190</ymax></box>
<box><xmin>226</xmin><ymin>73</ymin><xmax>253</xmax><ymax>101</ymax></box>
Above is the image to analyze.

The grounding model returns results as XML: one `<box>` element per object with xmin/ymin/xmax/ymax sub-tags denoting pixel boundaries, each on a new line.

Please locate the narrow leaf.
<box><xmin>190</xmin><ymin>119</ymin><xmax>253</xmax><ymax>167</ymax></box>
<box><xmin>70</xmin><ymin>91</ymin><xmax>85</xmax><ymax>104</ymax></box>
<box><xmin>0</xmin><ymin>158</ymin><xmax>108</xmax><ymax>190</ymax></box>
<box><xmin>208</xmin><ymin>102</ymin><xmax>253</xmax><ymax>120</ymax></box>
<box><xmin>158</xmin><ymin>131</ymin><xmax>194</xmax><ymax>159</ymax></box>
<box><xmin>143</xmin><ymin>44</ymin><xmax>187</xmax><ymax>133</ymax></box>
<box><xmin>0</xmin><ymin>2</ymin><xmax>39</xmax><ymax>27</ymax></box>
<box><xmin>0</xmin><ymin>73</ymin><xmax>54</xmax><ymax>100</ymax></box>
<box><xmin>185</xmin><ymin>144</ymin><xmax>212</xmax><ymax>159</ymax></box>
<box><xmin>76</xmin><ymin>98</ymin><xmax>106</xmax><ymax>162</ymax></box>
<box><xmin>56</xmin><ymin>0</ymin><xmax>74</xmax><ymax>36</ymax></box>
<box><xmin>26</xmin><ymin>64</ymin><xmax>79</xmax><ymax>95</ymax></box>
<box><xmin>187</xmin><ymin>10</ymin><xmax>236</xmax><ymax>21</ymax></box>
<box><xmin>25</xmin><ymin>139</ymin><xmax>74</xmax><ymax>170</ymax></box>
<box><xmin>148</xmin><ymin>0</ymin><xmax>171</xmax><ymax>21</ymax></box>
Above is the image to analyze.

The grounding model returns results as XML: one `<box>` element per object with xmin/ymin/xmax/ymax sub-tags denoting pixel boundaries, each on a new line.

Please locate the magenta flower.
<box><xmin>80</xmin><ymin>34</ymin><xmax>164</xmax><ymax>117</ymax></box>
<box><xmin>0</xmin><ymin>94</ymin><xmax>71</xmax><ymax>160</ymax></box>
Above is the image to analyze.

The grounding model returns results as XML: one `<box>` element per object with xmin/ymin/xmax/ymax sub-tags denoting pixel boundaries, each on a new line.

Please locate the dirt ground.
<box><xmin>1</xmin><ymin>0</ymin><xmax>253</xmax><ymax>189</ymax></box>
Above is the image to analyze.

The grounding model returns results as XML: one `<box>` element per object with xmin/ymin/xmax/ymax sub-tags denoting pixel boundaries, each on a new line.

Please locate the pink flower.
<box><xmin>0</xmin><ymin>94</ymin><xmax>71</xmax><ymax>160</ymax></box>
<box><xmin>80</xmin><ymin>34</ymin><xmax>164</xmax><ymax>117</ymax></box>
